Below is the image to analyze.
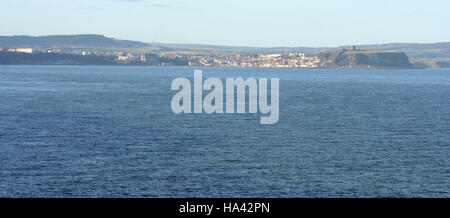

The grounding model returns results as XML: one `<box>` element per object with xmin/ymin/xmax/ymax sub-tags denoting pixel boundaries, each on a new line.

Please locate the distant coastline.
<box><xmin>0</xmin><ymin>34</ymin><xmax>449</xmax><ymax>68</ymax></box>
<box><xmin>0</xmin><ymin>50</ymin><xmax>426</xmax><ymax>69</ymax></box>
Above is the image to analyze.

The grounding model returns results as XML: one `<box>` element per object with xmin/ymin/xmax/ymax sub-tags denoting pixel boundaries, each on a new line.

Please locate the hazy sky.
<box><xmin>1</xmin><ymin>0</ymin><xmax>449</xmax><ymax>47</ymax></box>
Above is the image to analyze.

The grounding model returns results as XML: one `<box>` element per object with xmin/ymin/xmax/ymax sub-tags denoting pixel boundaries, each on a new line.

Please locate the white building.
<box><xmin>259</xmin><ymin>54</ymin><xmax>281</xmax><ymax>59</ymax></box>
<box><xmin>8</xmin><ymin>48</ymin><xmax>33</xmax><ymax>53</ymax></box>
<box><xmin>117</xmin><ymin>55</ymin><xmax>129</xmax><ymax>61</ymax></box>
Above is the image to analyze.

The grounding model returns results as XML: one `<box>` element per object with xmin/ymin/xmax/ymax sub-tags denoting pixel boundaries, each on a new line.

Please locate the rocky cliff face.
<box><xmin>319</xmin><ymin>50</ymin><xmax>413</xmax><ymax>68</ymax></box>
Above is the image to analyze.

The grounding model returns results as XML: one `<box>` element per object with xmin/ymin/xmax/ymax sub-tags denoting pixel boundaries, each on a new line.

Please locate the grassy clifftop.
<box><xmin>318</xmin><ymin>49</ymin><xmax>413</xmax><ymax>68</ymax></box>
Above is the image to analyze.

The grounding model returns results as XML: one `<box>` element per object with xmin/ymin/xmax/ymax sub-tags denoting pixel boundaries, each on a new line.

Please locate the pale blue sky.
<box><xmin>1</xmin><ymin>0</ymin><xmax>449</xmax><ymax>47</ymax></box>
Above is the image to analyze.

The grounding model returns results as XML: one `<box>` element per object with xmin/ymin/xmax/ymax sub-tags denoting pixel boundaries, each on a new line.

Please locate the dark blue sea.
<box><xmin>0</xmin><ymin>65</ymin><xmax>449</xmax><ymax>197</ymax></box>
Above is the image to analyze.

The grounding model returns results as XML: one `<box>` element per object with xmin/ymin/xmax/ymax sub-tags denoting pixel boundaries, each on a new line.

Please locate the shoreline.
<box><xmin>0</xmin><ymin>64</ymin><xmax>431</xmax><ymax>69</ymax></box>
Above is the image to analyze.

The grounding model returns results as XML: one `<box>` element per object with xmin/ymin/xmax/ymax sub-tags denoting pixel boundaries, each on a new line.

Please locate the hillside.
<box><xmin>339</xmin><ymin>42</ymin><xmax>450</xmax><ymax>61</ymax></box>
<box><xmin>0</xmin><ymin>34</ymin><xmax>148</xmax><ymax>47</ymax></box>
<box><xmin>0</xmin><ymin>51</ymin><xmax>116</xmax><ymax>65</ymax></box>
<box><xmin>1</xmin><ymin>34</ymin><xmax>448</xmax><ymax>57</ymax></box>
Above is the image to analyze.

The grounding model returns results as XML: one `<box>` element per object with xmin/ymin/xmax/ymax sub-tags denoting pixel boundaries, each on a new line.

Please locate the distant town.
<box><xmin>0</xmin><ymin>34</ymin><xmax>449</xmax><ymax>68</ymax></box>
<box><xmin>0</xmin><ymin>46</ymin><xmax>321</xmax><ymax>68</ymax></box>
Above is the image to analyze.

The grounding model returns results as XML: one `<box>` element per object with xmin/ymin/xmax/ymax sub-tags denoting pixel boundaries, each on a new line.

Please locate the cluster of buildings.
<box><xmin>95</xmin><ymin>51</ymin><xmax>323</xmax><ymax>67</ymax></box>
<box><xmin>0</xmin><ymin>47</ymin><xmax>65</xmax><ymax>54</ymax></box>
<box><xmin>0</xmin><ymin>46</ymin><xmax>322</xmax><ymax>68</ymax></box>
<box><xmin>191</xmin><ymin>53</ymin><xmax>320</xmax><ymax>68</ymax></box>
<box><xmin>120</xmin><ymin>52</ymin><xmax>321</xmax><ymax>67</ymax></box>
<box><xmin>1</xmin><ymin>47</ymin><xmax>34</xmax><ymax>54</ymax></box>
